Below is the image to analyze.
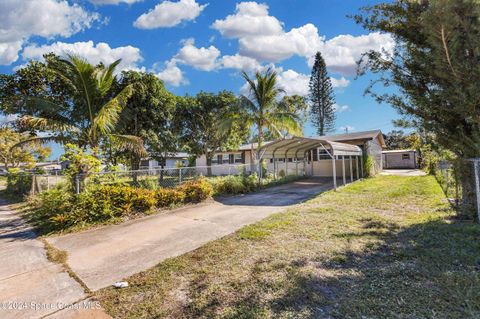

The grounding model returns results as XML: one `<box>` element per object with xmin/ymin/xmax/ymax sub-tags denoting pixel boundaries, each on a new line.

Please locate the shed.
<box><xmin>382</xmin><ymin>150</ymin><xmax>417</xmax><ymax>169</ymax></box>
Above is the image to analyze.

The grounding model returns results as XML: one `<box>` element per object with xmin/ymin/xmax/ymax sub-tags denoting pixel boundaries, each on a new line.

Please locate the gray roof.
<box><xmin>382</xmin><ymin>149</ymin><xmax>416</xmax><ymax>154</ymax></box>
<box><xmin>238</xmin><ymin>130</ymin><xmax>385</xmax><ymax>151</ymax></box>
<box><xmin>317</xmin><ymin>130</ymin><xmax>383</xmax><ymax>143</ymax></box>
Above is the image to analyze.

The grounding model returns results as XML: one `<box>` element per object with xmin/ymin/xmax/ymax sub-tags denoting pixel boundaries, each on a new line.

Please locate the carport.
<box><xmin>257</xmin><ymin>136</ymin><xmax>363</xmax><ymax>189</ymax></box>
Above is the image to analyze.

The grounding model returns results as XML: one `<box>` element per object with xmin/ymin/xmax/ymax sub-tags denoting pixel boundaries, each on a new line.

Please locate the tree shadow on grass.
<box><xmin>183</xmin><ymin>217</ymin><xmax>480</xmax><ymax>319</ymax></box>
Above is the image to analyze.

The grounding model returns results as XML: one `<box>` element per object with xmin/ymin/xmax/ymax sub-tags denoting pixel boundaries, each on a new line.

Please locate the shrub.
<box><xmin>178</xmin><ymin>178</ymin><xmax>213</xmax><ymax>203</ymax></box>
<box><xmin>210</xmin><ymin>175</ymin><xmax>246</xmax><ymax>195</ymax></box>
<box><xmin>136</xmin><ymin>178</ymin><xmax>159</xmax><ymax>190</ymax></box>
<box><xmin>6</xmin><ymin>168</ymin><xmax>33</xmax><ymax>195</ymax></box>
<box><xmin>208</xmin><ymin>174</ymin><xmax>259</xmax><ymax>195</ymax></box>
<box><xmin>132</xmin><ymin>188</ymin><xmax>157</xmax><ymax>211</ymax></box>
<box><xmin>155</xmin><ymin>188</ymin><xmax>185</xmax><ymax>207</ymax></box>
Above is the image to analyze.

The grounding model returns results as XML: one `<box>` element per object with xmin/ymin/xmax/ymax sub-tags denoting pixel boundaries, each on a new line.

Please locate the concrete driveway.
<box><xmin>0</xmin><ymin>199</ymin><xmax>104</xmax><ymax>319</ymax></box>
<box><xmin>47</xmin><ymin>178</ymin><xmax>334</xmax><ymax>291</ymax></box>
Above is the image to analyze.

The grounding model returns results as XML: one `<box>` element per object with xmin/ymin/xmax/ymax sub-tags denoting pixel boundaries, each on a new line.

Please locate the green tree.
<box><xmin>176</xmin><ymin>91</ymin><xmax>249</xmax><ymax>175</ymax></box>
<box><xmin>240</xmin><ymin>68</ymin><xmax>301</xmax><ymax>165</ymax></box>
<box><xmin>384</xmin><ymin>130</ymin><xmax>410</xmax><ymax>149</ymax></box>
<box><xmin>12</xmin><ymin>55</ymin><xmax>144</xmax><ymax>156</ymax></box>
<box><xmin>355</xmin><ymin>0</ymin><xmax>480</xmax><ymax>216</ymax></box>
<box><xmin>309</xmin><ymin>51</ymin><xmax>336</xmax><ymax>135</ymax></box>
<box><xmin>111</xmin><ymin>71</ymin><xmax>177</xmax><ymax>170</ymax></box>
<box><xmin>0</xmin><ymin>128</ymin><xmax>51</xmax><ymax>169</ymax></box>
<box><xmin>0</xmin><ymin>54</ymin><xmax>71</xmax><ymax>118</ymax></box>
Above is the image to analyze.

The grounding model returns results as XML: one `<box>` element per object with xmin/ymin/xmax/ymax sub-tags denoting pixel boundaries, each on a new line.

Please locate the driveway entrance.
<box><xmin>47</xmin><ymin>178</ymin><xmax>333</xmax><ymax>291</ymax></box>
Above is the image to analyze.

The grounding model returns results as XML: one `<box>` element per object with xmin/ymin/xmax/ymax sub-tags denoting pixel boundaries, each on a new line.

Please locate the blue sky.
<box><xmin>0</xmin><ymin>0</ymin><xmax>400</xmax><ymax>158</ymax></box>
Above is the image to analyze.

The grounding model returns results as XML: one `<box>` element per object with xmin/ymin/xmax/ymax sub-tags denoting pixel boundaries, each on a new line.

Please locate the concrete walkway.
<box><xmin>0</xmin><ymin>199</ymin><xmax>110</xmax><ymax>319</ymax></box>
<box><xmin>380</xmin><ymin>169</ymin><xmax>426</xmax><ymax>176</ymax></box>
<box><xmin>47</xmin><ymin>178</ymin><xmax>334</xmax><ymax>291</ymax></box>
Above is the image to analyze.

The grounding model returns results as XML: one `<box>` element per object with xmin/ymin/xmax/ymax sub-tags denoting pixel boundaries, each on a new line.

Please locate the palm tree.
<box><xmin>240</xmin><ymin>68</ymin><xmax>301</xmax><ymax>170</ymax></box>
<box><xmin>16</xmin><ymin>55</ymin><xmax>145</xmax><ymax>157</ymax></box>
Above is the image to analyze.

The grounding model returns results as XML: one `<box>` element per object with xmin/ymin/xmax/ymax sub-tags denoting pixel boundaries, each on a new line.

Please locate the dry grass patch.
<box><xmin>96</xmin><ymin>175</ymin><xmax>480</xmax><ymax>318</ymax></box>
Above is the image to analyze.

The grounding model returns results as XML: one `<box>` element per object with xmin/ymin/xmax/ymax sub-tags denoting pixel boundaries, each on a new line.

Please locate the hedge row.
<box><xmin>29</xmin><ymin>179</ymin><xmax>213</xmax><ymax>233</ymax></box>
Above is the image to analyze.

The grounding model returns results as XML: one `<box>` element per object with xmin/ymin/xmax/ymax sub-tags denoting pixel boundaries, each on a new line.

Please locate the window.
<box><xmin>312</xmin><ymin>149</ymin><xmax>318</xmax><ymax>161</ymax></box>
<box><xmin>402</xmin><ymin>153</ymin><xmax>410</xmax><ymax>160</ymax></box>
<box><xmin>211</xmin><ymin>155</ymin><xmax>221</xmax><ymax>165</ymax></box>
<box><xmin>288</xmin><ymin>158</ymin><xmax>293</xmax><ymax>162</ymax></box>
<box><xmin>234</xmin><ymin>153</ymin><xmax>243</xmax><ymax>163</ymax></box>
<box><xmin>318</xmin><ymin>148</ymin><xmax>331</xmax><ymax>160</ymax></box>
<box><xmin>222</xmin><ymin>154</ymin><xmax>230</xmax><ymax>164</ymax></box>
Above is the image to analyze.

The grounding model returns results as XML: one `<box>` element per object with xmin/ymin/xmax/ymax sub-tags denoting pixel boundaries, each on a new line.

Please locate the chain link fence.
<box><xmin>434</xmin><ymin>158</ymin><xmax>480</xmax><ymax>222</ymax></box>
<box><xmin>79</xmin><ymin>163</ymin><xmax>256</xmax><ymax>193</ymax></box>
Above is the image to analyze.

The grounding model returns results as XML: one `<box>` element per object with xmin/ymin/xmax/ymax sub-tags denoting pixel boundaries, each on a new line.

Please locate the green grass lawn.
<box><xmin>96</xmin><ymin>175</ymin><xmax>480</xmax><ymax>319</ymax></box>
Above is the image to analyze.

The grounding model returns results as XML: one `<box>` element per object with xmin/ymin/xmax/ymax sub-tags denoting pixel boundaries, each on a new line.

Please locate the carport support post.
<box><xmin>360</xmin><ymin>155</ymin><xmax>364</xmax><ymax>178</ymax></box>
<box><xmin>285</xmin><ymin>156</ymin><xmax>288</xmax><ymax>177</ymax></box>
<box><xmin>349</xmin><ymin>156</ymin><xmax>353</xmax><ymax>182</ymax></box>
<box><xmin>356</xmin><ymin>157</ymin><xmax>359</xmax><ymax>180</ymax></box>
<box><xmin>332</xmin><ymin>155</ymin><xmax>337</xmax><ymax>190</ymax></box>
<box><xmin>342</xmin><ymin>156</ymin><xmax>346</xmax><ymax>185</ymax></box>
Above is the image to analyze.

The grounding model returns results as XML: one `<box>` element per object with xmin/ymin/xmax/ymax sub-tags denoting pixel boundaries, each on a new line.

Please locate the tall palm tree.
<box><xmin>240</xmin><ymin>68</ymin><xmax>301</xmax><ymax>167</ymax></box>
<box><xmin>16</xmin><ymin>55</ymin><xmax>144</xmax><ymax>156</ymax></box>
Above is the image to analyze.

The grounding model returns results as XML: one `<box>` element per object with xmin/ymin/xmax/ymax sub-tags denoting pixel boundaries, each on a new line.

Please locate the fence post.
<box><xmin>47</xmin><ymin>175</ymin><xmax>50</xmax><ymax>191</ymax></box>
<box><xmin>75</xmin><ymin>175</ymin><xmax>80</xmax><ymax>194</ymax></box>
<box><xmin>179</xmin><ymin>168</ymin><xmax>182</xmax><ymax>184</ymax></box>
<box><xmin>473</xmin><ymin>159</ymin><xmax>480</xmax><ymax>223</ymax></box>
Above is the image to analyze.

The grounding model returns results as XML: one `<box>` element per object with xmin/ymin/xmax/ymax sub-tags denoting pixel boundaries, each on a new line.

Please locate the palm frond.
<box><xmin>92</xmin><ymin>84</ymin><xmax>134</xmax><ymax>137</ymax></box>
<box><xmin>266</xmin><ymin>112</ymin><xmax>302</xmax><ymax>136</ymax></box>
<box><xmin>9</xmin><ymin>135</ymin><xmax>68</xmax><ymax>150</ymax></box>
<box><xmin>17</xmin><ymin>115</ymin><xmax>78</xmax><ymax>132</ymax></box>
<box><xmin>108</xmin><ymin>134</ymin><xmax>146</xmax><ymax>156</ymax></box>
<box><xmin>96</xmin><ymin>59</ymin><xmax>121</xmax><ymax>96</ymax></box>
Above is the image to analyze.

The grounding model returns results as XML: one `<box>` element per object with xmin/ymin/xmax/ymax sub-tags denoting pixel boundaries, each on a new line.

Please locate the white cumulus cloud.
<box><xmin>173</xmin><ymin>38</ymin><xmax>220</xmax><ymax>71</ymax></box>
<box><xmin>89</xmin><ymin>0</ymin><xmax>141</xmax><ymax>4</ymax></box>
<box><xmin>333</xmin><ymin>103</ymin><xmax>350</xmax><ymax>113</ymax></box>
<box><xmin>134</xmin><ymin>0</ymin><xmax>208</xmax><ymax>29</ymax></box>
<box><xmin>21</xmin><ymin>41</ymin><xmax>143</xmax><ymax>71</ymax></box>
<box><xmin>212</xmin><ymin>1</ymin><xmax>394</xmax><ymax>76</ymax></box>
<box><xmin>221</xmin><ymin>54</ymin><xmax>261</xmax><ymax>71</ymax></box>
<box><xmin>212</xmin><ymin>2</ymin><xmax>283</xmax><ymax>38</ymax></box>
<box><xmin>155</xmin><ymin>60</ymin><xmax>188</xmax><ymax>86</ymax></box>
<box><xmin>276</xmin><ymin>69</ymin><xmax>310</xmax><ymax>97</ymax></box>
<box><xmin>330</xmin><ymin>76</ymin><xmax>350</xmax><ymax>88</ymax></box>
<box><xmin>0</xmin><ymin>0</ymin><xmax>99</xmax><ymax>65</ymax></box>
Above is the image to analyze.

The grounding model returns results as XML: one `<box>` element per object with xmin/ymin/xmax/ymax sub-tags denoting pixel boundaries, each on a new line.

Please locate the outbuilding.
<box><xmin>382</xmin><ymin>149</ymin><xmax>417</xmax><ymax>169</ymax></box>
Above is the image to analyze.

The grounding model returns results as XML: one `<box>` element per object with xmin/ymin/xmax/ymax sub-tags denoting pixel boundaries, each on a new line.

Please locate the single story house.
<box><xmin>195</xmin><ymin>130</ymin><xmax>386</xmax><ymax>178</ymax></box>
<box><xmin>382</xmin><ymin>149</ymin><xmax>417</xmax><ymax>169</ymax></box>
<box><xmin>140</xmin><ymin>152</ymin><xmax>189</xmax><ymax>170</ymax></box>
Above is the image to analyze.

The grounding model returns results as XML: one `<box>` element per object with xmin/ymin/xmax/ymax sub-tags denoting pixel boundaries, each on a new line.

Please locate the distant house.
<box><xmin>140</xmin><ymin>153</ymin><xmax>190</xmax><ymax>170</ymax></box>
<box><xmin>382</xmin><ymin>149</ymin><xmax>417</xmax><ymax>169</ymax></box>
<box><xmin>195</xmin><ymin>130</ymin><xmax>386</xmax><ymax>176</ymax></box>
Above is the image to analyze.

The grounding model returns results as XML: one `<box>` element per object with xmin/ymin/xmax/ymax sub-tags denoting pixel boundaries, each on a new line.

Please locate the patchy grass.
<box><xmin>96</xmin><ymin>175</ymin><xmax>480</xmax><ymax>319</ymax></box>
<box><xmin>41</xmin><ymin>238</ymin><xmax>92</xmax><ymax>294</ymax></box>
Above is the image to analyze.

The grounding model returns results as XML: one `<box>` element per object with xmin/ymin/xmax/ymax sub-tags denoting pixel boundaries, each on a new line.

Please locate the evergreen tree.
<box><xmin>309</xmin><ymin>52</ymin><xmax>336</xmax><ymax>136</ymax></box>
<box><xmin>355</xmin><ymin>0</ymin><xmax>480</xmax><ymax>217</ymax></box>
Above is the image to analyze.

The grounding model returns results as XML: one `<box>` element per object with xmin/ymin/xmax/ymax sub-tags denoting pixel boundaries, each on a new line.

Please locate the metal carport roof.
<box><xmin>257</xmin><ymin>136</ymin><xmax>362</xmax><ymax>160</ymax></box>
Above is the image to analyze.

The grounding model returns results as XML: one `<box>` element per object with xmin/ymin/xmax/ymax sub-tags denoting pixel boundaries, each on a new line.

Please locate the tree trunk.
<box><xmin>206</xmin><ymin>155</ymin><xmax>213</xmax><ymax>176</ymax></box>
<box><xmin>257</xmin><ymin>124</ymin><xmax>266</xmax><ymax>178</ymax></box>
<box><xmin>457</xmin><ymin>159</ymin><xmax>476</xmax><ymax>219</ymax></box>
<box><xmin>131</xmin><ymin>155</ymin><xmax>140</xmax><ymax>184</ymax></box>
